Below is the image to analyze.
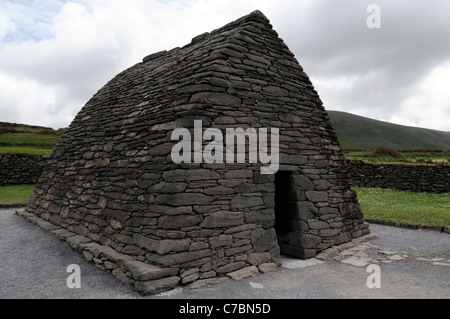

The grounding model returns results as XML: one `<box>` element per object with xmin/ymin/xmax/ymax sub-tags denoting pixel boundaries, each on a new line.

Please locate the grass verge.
<box><xmin>0</xmin><ymin>132</ymin><xmax>60</xmax><ymax>147</ymax></box>
<box><xmin>0</xmin><ymin>185</ymin><xmax>35</xmax><ymax>205</ymax></box>
<box><xmin>355</xmin><ymin>187</ymin><xmax>450</xmax><ymax>227</ymax></box>
<box><xmin>0</xmin><ymin>147</ymin><xmax>53</xmax><ymax>156</ymax></box>
<box><xmin>0</xmin><ymin>123</ymin><xmax>62</xmax><ymax>155</ymax></box>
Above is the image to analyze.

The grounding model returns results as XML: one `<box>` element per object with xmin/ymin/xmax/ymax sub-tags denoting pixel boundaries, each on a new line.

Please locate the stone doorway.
<box><xmin>274</xmin><ymin>171</ymin><xmax>304</xmax><ymax>258</ymax></box>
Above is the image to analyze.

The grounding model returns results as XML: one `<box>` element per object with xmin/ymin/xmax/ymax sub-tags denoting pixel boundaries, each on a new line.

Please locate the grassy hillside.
<box><xmin>327</xmin><ymin>111</ymin><xmax>450</xmax><ymax>151</ymax></box>
<box><xmin>0</xmin><ymin>121</ymin><xmax>63</xmax><ymax>155</ymax></box>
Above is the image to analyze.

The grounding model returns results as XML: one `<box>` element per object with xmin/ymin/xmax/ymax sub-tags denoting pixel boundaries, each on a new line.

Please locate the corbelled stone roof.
<box><xmin>61</xmin><ymin>10</ymin><xmax>330</xmax><ymax>147</ymax></box>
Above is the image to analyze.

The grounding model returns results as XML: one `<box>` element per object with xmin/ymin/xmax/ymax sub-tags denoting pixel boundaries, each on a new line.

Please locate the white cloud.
<box><xmin>0</xmin><ymin>0</ymin><xmax>283</xmax><ymax>129</ymax></box>
<box><xmin>0</xmin><ymin>73</ymin><xmax>74</xmax><ymax>128</ymax></box>
<box><xmin>393</xmin><ymin>62</ymin><xmax>450</xmax><ymax>131</ymax></box>
<box><xmin>0</xmin><ymin>0</ymin><xmax>449</xmax><ymax>131</ymax></box>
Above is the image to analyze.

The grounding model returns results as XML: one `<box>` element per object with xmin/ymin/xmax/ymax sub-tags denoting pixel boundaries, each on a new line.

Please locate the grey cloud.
<box><xmin>270</xmin><ymin>0</ymin><xmax>450</xmax><ymax>122</ymax></box>
<box><xmin>1</xmin><ymin>0</ymin><xmax>449</xmax><ymax>130</ymax></box>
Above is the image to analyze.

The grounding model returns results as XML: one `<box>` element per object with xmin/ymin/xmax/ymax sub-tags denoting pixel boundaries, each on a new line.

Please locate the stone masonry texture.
<box><xmin>23</xmin><ymin>11</ymin><xmax>369</xmax><ymax>295</ymax></box>
<box><xmin>0</xmin><ymin>155</ymin><xmax>49</xmax><ymax>186</ymax></box>
<box><xmin>347</xmin><ymin>160</ymin><xmax>450</xmax><ymax>194</ymax></box>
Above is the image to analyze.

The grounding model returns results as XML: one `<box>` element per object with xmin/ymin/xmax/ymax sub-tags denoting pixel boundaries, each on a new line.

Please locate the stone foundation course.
<box><xmin>16</xmin><ymin>208</ymin><xmax>278</xmax><ymax>295</ymax></box>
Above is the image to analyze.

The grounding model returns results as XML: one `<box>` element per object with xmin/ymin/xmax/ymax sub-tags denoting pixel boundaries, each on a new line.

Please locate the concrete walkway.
<box><xmin>1</xmin><ymin>208</ymin><xmax>449</xmax><ymax>299</ymax></box>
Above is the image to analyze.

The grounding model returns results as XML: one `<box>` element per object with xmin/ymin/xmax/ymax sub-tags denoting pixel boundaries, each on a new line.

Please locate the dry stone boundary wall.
<box><xmin>0</xmin><ymin>154</ymin><xmax>49</xmax><ymax>186</ymax></box>
<box><xmin>347</xmin><ymin>160</ymin><xmax>450</xmax><ymax>194</ymax></box>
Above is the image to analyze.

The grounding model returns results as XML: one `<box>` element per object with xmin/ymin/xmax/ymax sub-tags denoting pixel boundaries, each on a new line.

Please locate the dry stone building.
<box><xmin>20</xmin><ymin>10</ymin><xmax>369</xmax><ymax>294</ymax></box>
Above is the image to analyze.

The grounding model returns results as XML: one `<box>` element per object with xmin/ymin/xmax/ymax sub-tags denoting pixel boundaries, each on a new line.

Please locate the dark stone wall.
<box><xmin>0</xmin><ymin>154</ymin><xmax>49</xmax><ymax>186</ymax></box>
<box><xmin>347</xmin><ymin>160</ymin><xmax>450</xmax><ymax>193</ymax></box>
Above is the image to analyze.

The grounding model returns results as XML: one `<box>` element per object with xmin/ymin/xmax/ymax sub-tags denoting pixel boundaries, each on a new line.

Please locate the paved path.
<box><xmin>1</xmin><ymin>208</ymin><xmax>449</xmax><ymax>299</ymax></box>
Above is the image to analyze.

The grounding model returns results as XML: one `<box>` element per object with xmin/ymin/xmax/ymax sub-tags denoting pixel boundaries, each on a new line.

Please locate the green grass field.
<box><xmin>355</xmin><ymin>187</ymin><xmax>450</xmax><ymax>227</ymax></box>
<box><xmin>0</xmin><ymin>132</ymin><xmax>60</xmax><ymax>147</ymax></box>
<box><xmin>0</xmin><ymin>122</ymin><xmax>62</xmax><ymax>156</ymax></box>
<box><xmin>0</xmin><ymin>147</ymin><xmax>53</xmax><ymax>156</ymax></box>
<box><xmin>0</xmin><ymin>185</ymin><xmax>35</xmax><ymax>205</ymax></box>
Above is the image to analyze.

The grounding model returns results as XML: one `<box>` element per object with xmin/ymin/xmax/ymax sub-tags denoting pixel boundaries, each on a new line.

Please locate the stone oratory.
<box><xmin>20</xmin><ymin>10</ymin><xmax>369</xmax><ymax>295</ymax></box>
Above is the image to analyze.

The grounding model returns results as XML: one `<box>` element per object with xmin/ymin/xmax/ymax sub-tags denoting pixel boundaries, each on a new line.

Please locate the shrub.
<box><xmin>0</xmin><ymin>127</ymin><xmax>15</xmax><ymax>134</ymax></box>
<box><xmin>36</xmin><ymin>129</ymin><xmax>56</xmax><ymax>135</ymax></box>
<box><xmin>371</xmin><ymin>147</ymin><xmax>404</xmax><ymax>159</ymax></box>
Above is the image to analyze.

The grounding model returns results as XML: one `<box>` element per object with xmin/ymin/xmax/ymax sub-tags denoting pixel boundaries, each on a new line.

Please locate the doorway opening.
<box><xmin>274</xmin><ymin>171</ymin><xmax>304</xmax><ymax>258</ymax></box>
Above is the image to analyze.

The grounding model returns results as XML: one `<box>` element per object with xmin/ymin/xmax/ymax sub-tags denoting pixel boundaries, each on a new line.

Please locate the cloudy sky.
<box><xmin>0</xmin><ymin>0</ymin><xmax>449</xmax><ymax>131</ymax></box>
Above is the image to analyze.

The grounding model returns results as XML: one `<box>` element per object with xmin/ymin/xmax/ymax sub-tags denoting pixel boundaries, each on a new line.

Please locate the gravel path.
<box><xmin>1</xmin><ymin>208</ymin><xmax>448</xmax><ymax>299</ymax></box>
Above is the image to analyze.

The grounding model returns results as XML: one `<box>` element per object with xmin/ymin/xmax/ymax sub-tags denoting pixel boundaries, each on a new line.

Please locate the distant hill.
<box><xmin>0</xmin><ymin>121</ymin><xmax>62</xmax><ymax>135</ymax></box>
<box><xmin>0</xmin><ymin>121</ymin><xmax>63</xmax><ymax>155</ymax></box>
<box><xmin>327</xmin><ymin>111</ymin><xmax>450</xmax><ymax>151</ymax></box>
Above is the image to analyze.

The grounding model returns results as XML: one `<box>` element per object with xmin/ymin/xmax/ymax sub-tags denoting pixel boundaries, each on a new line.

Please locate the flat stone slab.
<box><xmin>258</xmin><ymin>263</ymin><xmax>277</xmax><ymax>273</ymax></box>
<box><xmin>135</xmin><ymin>276</ymin><xmax>180</xmax><ymax>295</ymax></box>
<box><xmin>36</xmin><ymin>220</ymin><xmax>61</xmax><ymax>232</ymax></box>
<box><xmin>281</xmin><ymin>257</ymin><xmax>324</xmax><ymax>269</ymax></box>
<box><xmin>341</xmin><ymin>256</ymin><xmax>371</xmax><ymax>267</ymax></box>
<box><xmin>66</xmin><ymin>235</ymin><xmax>91</xmax><ymax>248</ymax></box>
<box><xmin>388</xmin><ymin>254</ymin><xmax>404</xmax><ymax>261</ymax></box>
<box><xmin>315</xmin><ymin>248</ymin><xmax>340</xmax><ymax>260</ymax></box>
<box><xmin>249</xmin><ymin>282</ymin><xmax>264</xmax><ymax>289</ymax></box>
<box><xmin>351</xmin><ymin>233</ymin><xmax>378</xmax><ymax>245</ymax></box>
<box><xmin>125</xmin><ymin>260</ymin><xmax>179</xmax><ymax>281</ymax></box>
<box><xmin>227</xmin><ymin>266</ymin><xmax>258</xmax><ymax>280</ymax></box>
<box><xmin>49</xmin><ymin>228</ymin><xmax>76</xmax><ymax>240</ymax></box>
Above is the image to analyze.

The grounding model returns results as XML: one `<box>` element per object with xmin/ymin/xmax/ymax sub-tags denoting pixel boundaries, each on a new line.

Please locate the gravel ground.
<box><xmin>0</xmin><ymin>208</ymin><xmax>449</xmax><ymax>299</ymax></box>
